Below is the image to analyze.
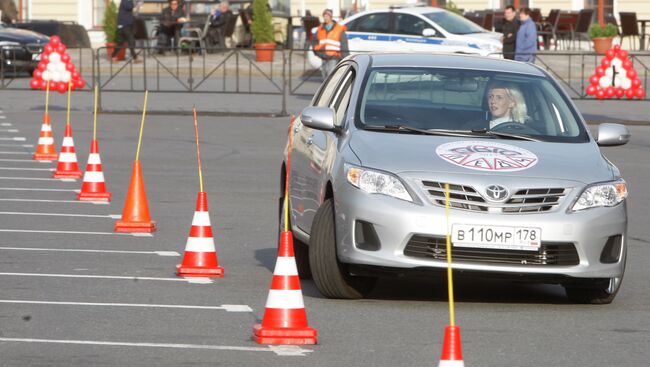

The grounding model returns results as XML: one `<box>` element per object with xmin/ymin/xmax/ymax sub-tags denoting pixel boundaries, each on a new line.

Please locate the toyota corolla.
<box><xmin>282</xmin><ymin>53</ymin><xmax>630</xmax><ymax>304</ymax></box>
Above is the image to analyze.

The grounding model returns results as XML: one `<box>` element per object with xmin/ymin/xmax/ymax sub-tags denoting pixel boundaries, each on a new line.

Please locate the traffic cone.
<box><xmin>176</xmin><ymin>192</ymin><xmax>224</xmax><ymax>277</ymax></box>
<box><xmin>77</xmin><ymin>139</ymin><xmax>111</xmax><ymax>202</ymax></box>
<box><xmin>114</xmin><ymin>160</ymin><xmax>156</xmax><ymax>233</ymax></box>
<box><xmin>33</xmin><ymin>113</ymin><xmax>58</xmax><ymax>161</ymax></box>
<box><xmin>53</xmin><ymin>124</ymin><xmax>82</xmax><ymax>179</ymax></box>
<box><xmin>253</xmin><ymin>231</ymin><xmax>317</xmax><ymax>345</ymax></box>
<box><xmin>438</xmin><ymin>326</ymin><xmax>465</xmax><ymax>367</ymax></box>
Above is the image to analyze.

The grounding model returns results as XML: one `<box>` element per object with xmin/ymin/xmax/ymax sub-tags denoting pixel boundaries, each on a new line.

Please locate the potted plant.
<box><xmin>250</xmin><ymin>0</ymin><xmax>275</xmax><ymax>62</ymax></box>
<box><xmin>103</xmin><ymin>0</ymin><xmax>125</xmax><ymax>60</ymax></box>
<box><xmin>589</xmin><ymin>23</ymin><xmax>618</xmax><ymax>54</ymax></box>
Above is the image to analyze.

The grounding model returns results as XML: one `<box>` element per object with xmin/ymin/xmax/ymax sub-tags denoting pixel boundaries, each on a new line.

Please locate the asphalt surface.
<box><xmin>0</xmin><ymin>99</ymin><xmax>649</xmax><ymax>366</ymax></box>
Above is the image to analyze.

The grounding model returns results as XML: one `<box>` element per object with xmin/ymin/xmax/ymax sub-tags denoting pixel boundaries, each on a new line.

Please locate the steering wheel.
<box><xmin>491</xmin><ymin>122</ymin><xmax>541</xmax><ymax>135</ymax></box>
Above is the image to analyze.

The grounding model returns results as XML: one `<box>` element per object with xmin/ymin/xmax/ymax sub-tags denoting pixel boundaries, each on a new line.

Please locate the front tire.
<box><xmin>563</xmin><ymin>251</ymin><xmax>626</xmax><ymax>304</ymax></box>
<box><xmin>278</xmin><ymin>196</ymin><xmax>311</xmax><ymax>279</ymax></box>
<box><xmin>309</xmin><ymin>198</ymin><xmax>377</xmax><ymax>299</ymax></box>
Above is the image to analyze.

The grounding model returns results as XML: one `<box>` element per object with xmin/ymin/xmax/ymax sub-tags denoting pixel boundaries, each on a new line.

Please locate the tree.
<box><xmin>251</xmin><ymin>0</ymin><xmax>274</xmax><ymax>44</ymax></box>
<box><xmin>103</xmin><ymin>0</ymin><xmax>118</xmax><ymax>43</ymax></box>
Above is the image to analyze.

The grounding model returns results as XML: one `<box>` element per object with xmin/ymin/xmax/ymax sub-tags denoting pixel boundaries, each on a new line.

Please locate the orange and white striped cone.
<box><xmin>176</xmin><ymin>191</ymin><xmax>224</xmax><ymax>277</ymax></box>
<box><xmin>33</xmin><ymin>113</ymin><xmax>58</xmax><ymax>161</ymax></box>
<box><xmin>77</xmin><ymin>139</ymin><xmax>111</xmax><ymax>202</ymax></box>
<box><xmin>438</xmin><ymin>326</ymin><xmax>465</xmax><ymax>367</ymax></box>
<box><xmin>252</xmin><ymin>230</ymin><xmax>317</xmax><ymax>345</ymax></box>
<box><xmin>53</xmin><ymin>124</ymin><xmax>82</xmax><ymax>179</ymax></box>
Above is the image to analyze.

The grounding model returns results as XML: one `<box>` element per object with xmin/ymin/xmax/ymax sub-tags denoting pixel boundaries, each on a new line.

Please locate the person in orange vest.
<box><xmin>312</xmin><ymin>9</ymin><xmax>348</xmax><ymax>78</ymax></box>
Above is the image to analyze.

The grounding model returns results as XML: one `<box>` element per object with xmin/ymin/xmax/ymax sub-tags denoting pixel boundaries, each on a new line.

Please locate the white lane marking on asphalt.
<box><xmin>0</xmin><ymin>129</ymin><xmax>19</xmax><ymax>133</ymax></box>
<box><xmin>0</xmin><ymin>122</ymin><xmax>10</xmax><ymax>126</ymax></box>
<box><xmin>0</xmin><ymin>300</ymin><xmax>250</xmax><ymax>311</ymax></box>
<box><xmin>0</xmin><ymin>116</ymin><xmax>6</xmax><ymax>119</ymax></box>
<box><xmin>0</xmin><ymin>211</ymin><xmax>117</xmax><ymax>219</ymax></box>
<box><xmin>0</xmin><ymin>158</ymin><xmax>51</xmax><ymax>163</ymax></box>
<box><xmin>0</xmin><ymin>229</ymin><xmax>147</xmax><ymax>237</ymax></box>
<box><xmin>0</xmin><ymin>272</ymin><xmax>213</xmax><ymax>284</ymax></box>
<box><xmin>0</xmin><ymin>198</ymin><xmax>108</xmax><ymax>205</ymax></box>
<box><xmin>0</xmin><ymin>137</ymin><xmax>25</xmax><ymax>141</ymax></box>
<box><xmin>109</xmin><ymin>214</ymin><xmax>121</xmax><ymax>219</ymax></box>
<box><xmin>0</xmin><ymin>187</ymin><xmax>77</xmax><ymax>192</ymax></box>
<box><xmin>131</xmin><ymin>233</ymin><xmax>154</xmax><ymax>237</ymax></box>
<box><xmin>0</xmin><ymin>144</ymin><xmax>33</xmax><ymax>147</ymax></box>
<box><xmin>185</xmin><ymin>277</ymin><xmax>213</xmax><ymax>284</ymax></box>
<box><xmin>0</xmin><ymin>151</ymin><xmax>29</xmax><ymax>155</ymax></box>
<box><xmin>0</xmin><ymin>247</ymin><xmax>180</xmax><ymax>257</ymax></box>
<box><xmin>0</xmin><ymin>167</ymin><xmax>54</xmax><ymax>171</ymax></box>
<box><xmin>0</xmin><ymin>176</ymin><xmax>74</xmax><ymax>181</ymax></box>
<box><xmin>0</xmin><ymin>338</ymin><xmax>311</xmax><ymax>356</ymax></box>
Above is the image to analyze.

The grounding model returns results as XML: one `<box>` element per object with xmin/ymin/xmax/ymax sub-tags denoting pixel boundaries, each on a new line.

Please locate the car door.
<box><xmin>391</xmin><ymin>12</ymin><xmax>446</xmax><ymax>53</ymax></box>
<box><xmin>291</xmin><ymin>65</ymin><xmax>350</xmax><ymax>232</ymax></box>
<box><xmin>344</xmin><ymin>12</ymin><xmax>393</xmax><ymax>53</ymax></box>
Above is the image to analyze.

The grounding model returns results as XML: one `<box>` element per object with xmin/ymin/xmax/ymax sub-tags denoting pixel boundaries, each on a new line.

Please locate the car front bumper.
<box><xmin>333</xmin><ymin>173</ymin><xmax>627</xmax><ymax>280</ymax></box>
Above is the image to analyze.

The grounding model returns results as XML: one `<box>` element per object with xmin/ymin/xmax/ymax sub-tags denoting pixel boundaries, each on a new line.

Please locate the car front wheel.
<box><xmin>309</xmin><ymin>198</ymin><xmax>377</xmax><ymax>299</ymax></box>
<box><xmin>563</xmin><ymin>251</ymin><xmax>626</xmax><ymax>305</ymax></box>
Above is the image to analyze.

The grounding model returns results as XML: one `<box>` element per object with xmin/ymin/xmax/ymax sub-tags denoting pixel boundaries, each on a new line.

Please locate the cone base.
<box><xmin>33</xmin><ymin>153</ymin><xmax>58</xmax><ymax>161</ymax></box>
<box><xmin>53</xmin><ymin>170</ymin><xmax>82</xmax><ymax>179</ymax></box>
<box><xmin>115</xmin><ymin>220</ymin><xmax>156</xmax><ymax>233</ymax></box>
<box><xmin>438</xmin><ymin>361</ymin><xmax>465</xmax><ymax>367</ymax></box>
<box><xmin>77</xmin><ymin>192</ymin><xmax>112</xmax><ymax>202</ymax></box>
<box><xmin>252</xmin><ymin>324</ymin><xmax>317</xmax><ymax>345</ymax></box>
<box><xmin>176</xmin><ymin>264</ymin><xmax>224</xmax><ymax>278</ymax></box>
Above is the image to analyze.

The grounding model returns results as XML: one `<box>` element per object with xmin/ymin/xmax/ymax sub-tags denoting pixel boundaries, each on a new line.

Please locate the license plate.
<box><xmin>452</xmin><ymin>224</ymin><xmax>541</xmax><ymax>251</ymax></box>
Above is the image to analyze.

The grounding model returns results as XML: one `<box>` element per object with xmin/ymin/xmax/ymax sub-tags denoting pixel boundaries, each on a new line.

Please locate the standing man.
<box><xmin>111</xmin><ymin>0</ymin><xmax>143</xmax><ymax>63</ymax></box>
<box><xmin>515</xmin><ymin>7</ymin><xmax>537</xmax><ymax>63</ymax></box>
<box><xmin>158</xmin><ymin>0</ymin><xmax>187</xmax><ymax>53</ymax></box>
<box><xmin>312</xmin><ymin>9</ymin><xmax>348</xmax><ymax>78</ymax></box>
<box><xmin>501</xmin><ymin>5</ymin><xmax>518</xmax><ymax>60</ymax></box>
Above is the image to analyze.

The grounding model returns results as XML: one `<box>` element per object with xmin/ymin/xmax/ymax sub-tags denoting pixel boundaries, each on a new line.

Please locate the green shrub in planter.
<box><xmin>589</xmin><ymin>23</ymin><xmax>618</xmax><ymax>39</ymax></box>
<box><xmin>251</xmin><ymin>0</ymin><xmax>274</xmax><ymax>44</ymax></box>
<box><xmin>103</xmin><ymin>0</ymin><xmax>118</xmax><ymax>43</ymax></box>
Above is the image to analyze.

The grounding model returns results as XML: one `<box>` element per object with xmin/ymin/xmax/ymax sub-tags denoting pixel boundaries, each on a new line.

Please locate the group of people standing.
<box><xmin>501</xmin><ymin>6</ymin><xmax>538</xmax><ymax>62</ymax></box>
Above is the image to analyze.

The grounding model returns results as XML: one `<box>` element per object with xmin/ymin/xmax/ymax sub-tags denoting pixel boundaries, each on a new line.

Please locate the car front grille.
<box><xmin>1</xmin><ymin>45</ymin><xmax>33</xmax><ymax>61</ymax></box>
<box><xmin>403</xmin><ymin>235</ymin><xmax>579</xmax><ymax>266</ymax></box>
<box><xmin>420</xmin><ymin>180</ymin><xmax>568</xmax><ymax>214</ymax></box>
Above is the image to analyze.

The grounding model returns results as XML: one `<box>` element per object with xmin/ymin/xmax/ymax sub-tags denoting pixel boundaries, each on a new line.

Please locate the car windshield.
<box><xmin>423</xmin><ymin>11</ymin><xmax>485</xmax><ymax>35</ymax></box>
<box><xmin>357</xmin><ymin>67</ymin><xmax>589</xmax><ymax>143</ymax></box>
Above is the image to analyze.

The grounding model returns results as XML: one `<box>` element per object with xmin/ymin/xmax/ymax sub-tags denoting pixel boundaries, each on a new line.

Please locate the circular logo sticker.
<box><xmin>436</xmin><ymin>141</ymin><xmax>538</xmax><ymax>172</ymax></box>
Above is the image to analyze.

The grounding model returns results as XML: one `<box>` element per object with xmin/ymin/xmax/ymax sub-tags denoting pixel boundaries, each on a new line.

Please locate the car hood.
<box><xmin>0</xmin><ymin>27</ymin><xmax>49</xmax><ymax>44</ymax></box>
<box><xmin>348</xmin><ymin>131</ymin><xmax>614</xmax><ymax>184</ymax></box>
<box><xmin>462</xmin><ymin>31</ymin><xmax>502</xmax><ymax>45</ymax></box>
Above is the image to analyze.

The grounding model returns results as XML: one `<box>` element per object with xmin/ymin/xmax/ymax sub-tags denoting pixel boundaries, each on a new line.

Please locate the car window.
<box><xmin>331</xmin><ymin>70</ymin><xmax>355</xmax><ymax>126</ymax></box>
<box><xmin>314</xmin><ymin>66</ymin><xmax>349</xmax><ymax>107</ymax></box>
<box><xmin>423</xmin><ymin>11</ymin><xmax>485</xmax><ymax>35</ymax></box>
<box><xmin>394</xmin><ymin>13</ymin><xmax>430</xmax><ymax>36</ymax></box>
<box><xmin>358</xmin><ymin>67</ymin><xmax>589</xmax><ymax>143</ymax></box>
<box><xmin>347</xmin><ymin>13</ymin><xmax>390</xmax><ymax>33</ymax></box>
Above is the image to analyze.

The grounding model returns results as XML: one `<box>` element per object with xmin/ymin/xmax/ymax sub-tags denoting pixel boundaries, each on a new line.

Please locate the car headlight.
<box><xmin>479</xmin><ymin>43</ymin><xmax>501</xmax><ymax>53</ymax></box>
<box><xmin>346</xmin><ymin>164</ymin><xmax>413</xmax><ymax>202</ymax></box>
<box><xmin>571</xmin><ymin>179</ymin><xmax>628</xmax><ymax>211</ymax></box>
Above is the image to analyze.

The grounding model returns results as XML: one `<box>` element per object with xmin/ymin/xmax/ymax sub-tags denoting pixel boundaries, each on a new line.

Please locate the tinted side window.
<box><xmin>331</xmin><ymin>71</ymin><xmax>355</xmax><ymax>126</ymax></box>
<box><xmin>314</xmin><ymin>66</ymin><xmax>349</xmax><ymax>107</ymax></box>
<box><xmin>394</xmin><ymin>14</ymin><xmax>429</xmax><ymax>36</ymax></box>
<box><xmin>349</xmin><ymin>13</ymin><xmax>390</xmax><ymax>33</ymax></box>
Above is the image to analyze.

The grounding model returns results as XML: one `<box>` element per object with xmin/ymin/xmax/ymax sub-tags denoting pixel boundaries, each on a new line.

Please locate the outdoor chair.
<box><xmin>537</xmin><ymin>9</ymin><xmax>560</xmax><ymax>50</ymax></box>
<box><xmin>302</xmin><ymin>16</ymin><xmax>320</xmax><ymax>47</ymax></box>
<box><xmin>572</xmin><ymin>9</ymin><xmax>594</xmax><ymax>50</ymax></box>
<box><xmin>178</xmin><ymin>15</ymin><xmax>211</xmax><ymax>54</ymax></box>
<box><xmin>619</xmin><ymin>12</ymin><xmax>641</xmax><ymax>50</ymax></box>
<box><xmin>482</xmin><ymin>12</ymin><xmax>494</xmax><ymax>31</ymax></box>
<box><xmin>531</xmin><ymin>8</ymin><xmax>542</xmax><ymax>23</ymax></box>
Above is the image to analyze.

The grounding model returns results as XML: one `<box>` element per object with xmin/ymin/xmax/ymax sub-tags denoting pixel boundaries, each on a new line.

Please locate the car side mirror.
<box><xmin>422</xmin><ymin>28</ymin><xmax>437</xmax><ymax>37</ymax></box>
<box><xmin>596</xmin><ymin>123</ymin><xmax>630</xmax><ymax>146</ymax></box>
<box><xmin>301</xmin><ymin>106</ymin><xmax>337</xmax><ymax>131</ymax></box>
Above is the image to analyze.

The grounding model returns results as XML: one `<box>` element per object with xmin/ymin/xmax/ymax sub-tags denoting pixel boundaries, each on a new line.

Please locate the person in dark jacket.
<box><xmin>501</xmin><ymin>5</ymin><xmax>519</xmax><ymax>60</ymax></box>
<box><xmin>111</xmin><ymin>0</ymin><xmax>143</xmax><ymax>63</ymax></box>
<box><xmin>207</xmin><ymin>1</ymin><xmax>234</xmax><ymax>49</ymax></box>
<box><xmin>158</xmin><ymin>0</ymin><xmax>187</xmax><ymax>53</ymax></box>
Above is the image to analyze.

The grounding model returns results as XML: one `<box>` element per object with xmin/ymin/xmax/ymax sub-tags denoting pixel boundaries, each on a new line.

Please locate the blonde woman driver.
<box><xmin>486</xmin><ymin>82</ymin><xmax>528</xmax><ymax>129</ymax></box>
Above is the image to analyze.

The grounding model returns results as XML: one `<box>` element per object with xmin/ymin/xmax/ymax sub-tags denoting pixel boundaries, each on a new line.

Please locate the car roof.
<box><xmin>356</xmin><ymin>53</ymin><xmax>546</xmax><ymax>77</ymax></box>
<box><xmin>391</xmin><ymin>6</ymin><xmax>446</xmax><ymax>15</ymax></box>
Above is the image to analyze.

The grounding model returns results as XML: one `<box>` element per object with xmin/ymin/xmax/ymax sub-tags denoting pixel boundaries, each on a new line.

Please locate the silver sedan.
<box><xmin>282</xmin><ymin>53</ymin><xmax>630</xmax><ymax>304</ymax></box>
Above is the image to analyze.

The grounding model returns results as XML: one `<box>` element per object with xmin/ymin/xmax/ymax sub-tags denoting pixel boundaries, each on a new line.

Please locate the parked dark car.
<box><xmin>0</xmin><ymin>22</ymin><xmax>48</xmax><ymax>75</ymax></box>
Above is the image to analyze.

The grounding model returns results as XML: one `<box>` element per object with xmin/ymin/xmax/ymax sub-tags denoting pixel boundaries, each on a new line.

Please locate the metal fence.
<box><xmin>2</xmin><ymin>47</ymin><xmax>649</xmax><ymax>116</ymax></box>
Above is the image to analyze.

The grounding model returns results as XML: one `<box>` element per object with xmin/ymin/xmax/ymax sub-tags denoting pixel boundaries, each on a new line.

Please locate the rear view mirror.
<box><xmin>444</xmin><ymin>79</ymin><xmax>479</xmax><ymax>92</ymax></box>
<box><xmin>422</xmin><ymin>28</ymin><xmax>437</xmax><ymax>37</ymax></box>
<box><xmin>597</xmin><ymin>123</ymin><xmax>630</xmax><ymax>146</ymax></box>
<box><xmin>301</xmin><ymin>107</ymin><xmax>337</xmax><ymax>131</ymax></box>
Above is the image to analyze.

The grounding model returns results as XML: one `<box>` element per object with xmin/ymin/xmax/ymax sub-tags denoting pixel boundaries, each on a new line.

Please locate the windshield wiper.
<box><xmin>365</xmin><ymin>125</ymin><xmax>480</xmax><ymax>137</ymax></box>
<box><xmin>470</xmin><ymin>129</ymin><xmax>542</xmax><ymax>142</ymax></box>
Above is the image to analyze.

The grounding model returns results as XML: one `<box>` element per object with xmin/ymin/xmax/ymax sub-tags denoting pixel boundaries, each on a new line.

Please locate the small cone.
<box><xmin>33</xmin><ymin>113</ymin><xmax>58</xmax><ymax>161</ymax></box>
<box><xmin>438</xmin><ymin>326</ymin><xmax>465</xmax><ymax>367</ymax></box>
<box><xmin>253</xmin><ymin>231</ymin><xmax>317</xmax><ymax>345</ymax></box>
<box><xmin>53</xmin><ymin>124</ymin><xmax>82</xmax><ymax>178</ymax></box>
<box><xmin>176</xmin><ymin>192</ymin><xmax>224</xmax><ymax>277</ymax></box>
<box><xmin>77</xmin><ymin>140</ymin><xmax>111</xmax><ymax>201</ymax></box>
<box><xmin>114</xmin><ymin>160</ymin><xmax>156</xmax><ymax>233</ymax></box>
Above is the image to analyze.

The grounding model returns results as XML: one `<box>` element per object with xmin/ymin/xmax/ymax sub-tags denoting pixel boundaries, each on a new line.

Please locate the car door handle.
<box><xmin>294</xmin><ymin>126</ymin><xmax>300</xmax><ymax>134</ymax></box>
<box><xmin>307</xmin><ymin>135</ymin><xmax>314</xmax><ymax>145</ymax></box>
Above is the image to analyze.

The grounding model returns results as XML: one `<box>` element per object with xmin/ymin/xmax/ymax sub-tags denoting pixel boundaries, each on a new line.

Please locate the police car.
<box><xmin>308</xmin><ymin>6</ymin><xmax>503</xmax><ymax>68</ymax></box>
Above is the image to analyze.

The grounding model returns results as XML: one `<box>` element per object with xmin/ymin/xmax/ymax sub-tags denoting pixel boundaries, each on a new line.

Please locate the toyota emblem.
<box><xmin>485</xmin><ymin>185</ymin><xmax>509</xmax><ymax>202</ymax></box>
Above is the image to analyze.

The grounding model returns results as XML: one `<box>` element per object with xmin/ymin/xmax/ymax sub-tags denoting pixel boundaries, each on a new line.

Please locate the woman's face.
<box><xmin>487</xmin><ymin>88</ymin><xmax>514</xmax><ymax>118</ymax></box>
